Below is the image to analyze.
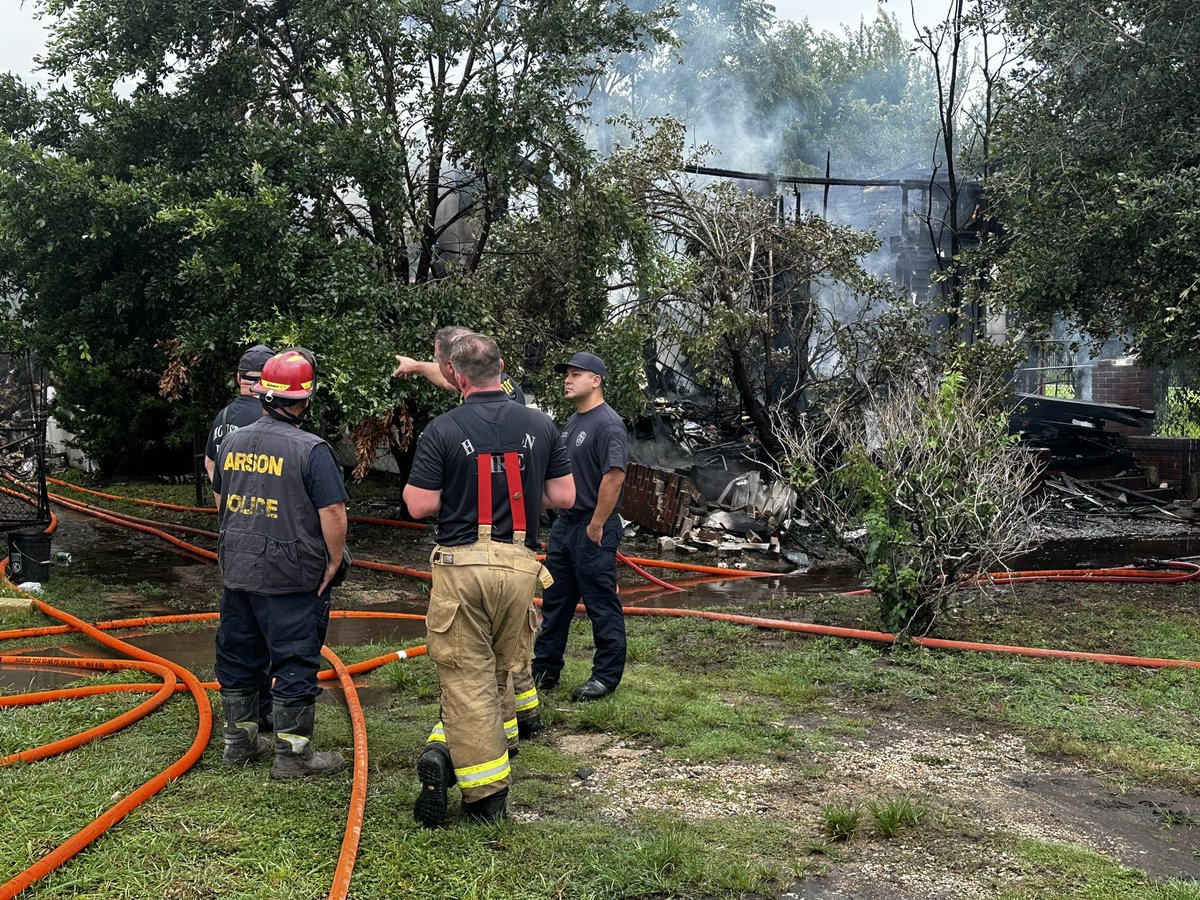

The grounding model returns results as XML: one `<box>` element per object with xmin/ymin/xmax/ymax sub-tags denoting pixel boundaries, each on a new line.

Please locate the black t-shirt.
<box><xmin>561</xmin><ymin>402</ymin><xmax>629</xmax><ymax>513</ymax></box>
<box><xmin>408</xmin><ymin>391</ymin><xmax>570</xmax><ymax>548</ymax></box>
<box><xmin>500</xmin><ymin>373</ymin><xmax>525</xmax><ymax>405</ymax></box>
<box><xmin>205</xmin><ymin>395</ymin><xmax>263</xmax><ymax>462</ymax></box>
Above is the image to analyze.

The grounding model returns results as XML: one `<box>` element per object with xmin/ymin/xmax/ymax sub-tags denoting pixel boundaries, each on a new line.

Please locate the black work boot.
<box><xmin>517</xmin><ymin>716</ymin><xmax>543</xmax><ymax>740</ymax></box>
<box><xmin>413</xmin><ymin>744</ymin><xmax>453</xmax><ymax>829</ymax></box>
<box><xmin>220</xmin><ymin>689</ymin><xmax>273</xmax><ymax>766</ymax></box>
<box><xmin>270</xmin><ymin>699</ymin><xmax>346</xmax><ymax>779</ymax></box>
<box><xmin>463</xmin><ymin>787</ymin><xmax>509</xmax><ymax>825</ymax></box>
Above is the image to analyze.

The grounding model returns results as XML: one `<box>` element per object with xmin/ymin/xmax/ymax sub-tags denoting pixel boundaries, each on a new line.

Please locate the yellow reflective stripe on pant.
<box><xmin>514</xmin><ymin>687</ymin><xmax>539</xmax><ymax>713</ymax></box>
<box><xmin>504</xmin><ymin>717</ymin><xmax>518</xmax><ymax>741</ymax></box>
<box><xmin>427</xmin><ymin>721</ymin><xmax>446</xmax><ymax>744</ymax></box>
<box><xmin>455</xmin><ymin>752</ymin><xmax>511</xmax><ymax>789</ymax></box>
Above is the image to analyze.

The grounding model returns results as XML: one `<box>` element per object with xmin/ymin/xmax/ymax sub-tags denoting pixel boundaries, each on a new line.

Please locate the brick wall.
<box><xmin>1091</xmin><ymin>359</ymin><xmax>1158</xmax><ymax>410</ymax></box>
<box><xmin>1123</xmin><ymin>436</ymin><xmax>1200</xmax><ymax>497</ymax></box>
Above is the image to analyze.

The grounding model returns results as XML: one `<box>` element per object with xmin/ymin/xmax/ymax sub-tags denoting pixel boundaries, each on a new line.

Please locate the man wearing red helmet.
<box><xmin>211</xmin><ymin>348</ymin><xmax>349</xmax><ymax>779</ymax></box>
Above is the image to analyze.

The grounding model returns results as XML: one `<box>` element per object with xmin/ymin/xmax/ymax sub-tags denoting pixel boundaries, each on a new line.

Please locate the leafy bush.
<box><xmin>783</xmin><ymin>369</ymin><xmax>1042</xmax><ymax>634</ymax></box>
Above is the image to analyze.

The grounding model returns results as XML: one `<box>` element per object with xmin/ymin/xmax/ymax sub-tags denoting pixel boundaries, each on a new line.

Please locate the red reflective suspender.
<box><xmin>504</xmin><ymin>450</ymin><xmax>525</xmax><ymax>534</ymax></box>
<box><xmin>477</xmin><ymin>452</ymin><xmax>493</xmax><ymax>527</ymax></box>
<box><xmin>475</xmin><ymin>450</ymin><xmax>526</xmax><ymax>537</ymax></box>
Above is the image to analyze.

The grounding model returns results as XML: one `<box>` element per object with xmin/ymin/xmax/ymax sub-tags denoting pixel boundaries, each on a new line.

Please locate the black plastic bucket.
<box><xmin>8</xmin><ymin>530</ymin><xmax>52</xmax><ymax>583</ymax></box>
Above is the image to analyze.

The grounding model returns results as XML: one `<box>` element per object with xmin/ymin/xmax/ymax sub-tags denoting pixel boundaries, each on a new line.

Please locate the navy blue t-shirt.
<box><xmin>205</xmin><ymin>395</ymin><xmax>263</xmax><ymax>463</ymax></box>
<box><xmin>407</xmin><ymin>391</ymin><xmax>570</xmax><ymax>548</ymax></box>
<box><xmin>499</xmin><ymin>373</ymin><xmax>525</xmax><ymax>406</ymax></box>
<box><xmin>212</xmin><ymin>427</ymin><xmax>348</xmax><ymax>510</ymax></box>
<box><xmin>561</xmin><ymin>402</ymin><xmax>629</xmax><ymax>513</ymax></box>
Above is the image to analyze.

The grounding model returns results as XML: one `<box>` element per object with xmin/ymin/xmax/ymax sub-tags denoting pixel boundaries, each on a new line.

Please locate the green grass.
<box><xmin>867</xmin><ymin>793</ymin><xmax>926</xmax><ymax>837</ymax></box>
<box><xmin>819</xmin><ymin>802</ymin><xmax>862</xmax><ymax>841</ymax></box>
<box><xmin>999</xmin><ymin>839</ymin><xmax>1200</xmax><ymax>899</ymax></box>
<box><xmin>12</xmin><ymin>526</ymin><xmax>1200</xmax><ymax>895</ymax></box>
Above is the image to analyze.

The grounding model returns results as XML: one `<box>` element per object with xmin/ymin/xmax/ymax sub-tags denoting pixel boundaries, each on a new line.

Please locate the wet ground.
<box><xmin>8</xmin><ymin>501</ymin><xmax>1200</xmax><ymax>896</ymax></box>
<box><xmin>9</xmin><ymin>507</ymin><xmax>1200</xmax><ymax>674</ymax></box>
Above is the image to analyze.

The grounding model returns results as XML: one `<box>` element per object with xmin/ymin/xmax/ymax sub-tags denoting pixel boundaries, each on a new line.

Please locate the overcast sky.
<box><xmin>0</xmin><ymin>0</ymin><xmax>952</xmax><ymax>83</ymax></box>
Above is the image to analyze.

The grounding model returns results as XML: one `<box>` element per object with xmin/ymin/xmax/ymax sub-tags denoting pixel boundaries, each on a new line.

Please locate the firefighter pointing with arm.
<box><xmin>394</xmin><ymin>326</ymin><xmax>546</xmax><ymax>745</ymax></box>
<box><xmin>404</xmin><ymin>333</ymin><xmax>574</xmax><ymax>827</ymax></box>
<box><xmin>211</xmin><ymin>348</ymin><xmax>349</xmax><ymax>779</ymax></box>
<box><xmin>393</xmin><ymin>325</ymin><xmax>526</xmax><ymax>404</ymax></box>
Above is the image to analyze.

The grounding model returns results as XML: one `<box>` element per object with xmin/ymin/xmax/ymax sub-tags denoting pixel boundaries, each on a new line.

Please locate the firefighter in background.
<box><xmin>204</xmin><ymin>342</ymin><xmax>274</xmax><ymax>732</ymax></box>
<box><xmin>393</xmin><ymin>325</ymin><xmax>525</xmax><ymax>404</ymax></box>
<box><xmin>393</xmin><ymin>326</ymin><xmax>543</xmax><ymax>748</ymax></box>
<box><xmin>403</xmin><ymin>333</ymin><xmax>574</xmax><ymax>826</ymax></box>
<box><xmin>532</xmin><ymin>352</ymin><xmax>630</xmax><ymax>702</ymax></box>
<box><xmin>203</xmin><ymin>343</ymin><xmax>275</xmax><ymax>483</ymax></box>
<box><xmin>212</xmin><ymin>348</ymin><xmax>349</xmax><ymax>778</ymax></box>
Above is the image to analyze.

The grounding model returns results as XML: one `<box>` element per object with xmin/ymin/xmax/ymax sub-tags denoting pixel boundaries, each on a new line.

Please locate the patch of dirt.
<box><xmin>542</xmin><ymin>713</ymin><xmax>1200</xmax><ymax>896</ymax></box>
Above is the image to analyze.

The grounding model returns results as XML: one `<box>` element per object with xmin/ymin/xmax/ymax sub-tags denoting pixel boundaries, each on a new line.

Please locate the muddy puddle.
<box><xmin>9</xmin><ymin>511</ymin><xmax>1200</xmax><ymax>697</ymax></box>
<box><xmin>1016</xmin><ymin>534</ymin><xmax>1200</xmax><ymax>569</ymax></box>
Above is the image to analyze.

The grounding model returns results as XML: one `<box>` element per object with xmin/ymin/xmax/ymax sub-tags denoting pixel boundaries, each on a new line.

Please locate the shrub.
<box><xmin>782</xmin><ymin>370</ymin><xmax>1042</xmax><ymax>634</ymax></box>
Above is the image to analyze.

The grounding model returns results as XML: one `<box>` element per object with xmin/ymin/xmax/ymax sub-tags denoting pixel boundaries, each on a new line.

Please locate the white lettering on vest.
<box><xmin>461</xmin><ymin>438</ymin><xmax>475</xmax><ymax>455</ymax></box>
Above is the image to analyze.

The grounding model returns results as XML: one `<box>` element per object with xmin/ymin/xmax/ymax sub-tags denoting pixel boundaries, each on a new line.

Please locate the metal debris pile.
<box><xmin>621</xmin><ymin>461</ymin><xmax>799</xmax><ymax>562</ymax></box>
<box><xmin>1042</xmin><ymin>472</ymin><xmax>1196</xmax><ymax>523</ymax></box>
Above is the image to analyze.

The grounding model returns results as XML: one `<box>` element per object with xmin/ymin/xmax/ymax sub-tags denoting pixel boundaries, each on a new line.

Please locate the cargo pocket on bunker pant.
<box><xmin>425</xmin><ymin>594</ymin><xmax>461</xmax><ymax>668</ymax></box>
<box><xmin>503</xmin><ymin>554</ymin><xmax>543</xmax><ymax>670</ymax></box>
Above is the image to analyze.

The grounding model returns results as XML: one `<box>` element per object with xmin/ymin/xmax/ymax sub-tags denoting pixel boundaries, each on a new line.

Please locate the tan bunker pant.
<box><xmin>424</xmin><ymin>539</ymin><xmax>541</xmax><ymax>802</ymax></box>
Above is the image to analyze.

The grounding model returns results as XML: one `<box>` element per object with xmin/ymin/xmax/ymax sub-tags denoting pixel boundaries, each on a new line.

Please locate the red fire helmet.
<box><xmin>251</xmin><ymin>348</ymin><xmax>317</xmax><ymax>401</ymax></box>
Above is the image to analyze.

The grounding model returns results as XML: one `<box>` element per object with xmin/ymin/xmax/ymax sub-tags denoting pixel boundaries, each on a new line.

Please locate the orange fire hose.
<box><xmin>45</xmin><ymin>493</ymin><xmax>219</xmax><ymax>539</ymax></box>
<box><xmin>618</xmin><ymin>552</ymin><xmax>683</xmax><ymax>591</ymax></box>
<box><xmin>617</xmin><ymin>554</ymin><xmax>777</xmax><ymax>578</ymax></box>
<box><xmin>321</xmin><ymin>646</ymin><xmax>368</xmax><ymax>900</ymax></box>
<box><xmin>45</xmin><ymin>476</ymin><xmax>214</xmax><ymax>513</ymax></box>
<box><xmin>0</xmin><ymin>655</ymin><xmax>177</xmax><ymax>764</ymax></box>
<box><xmin>0</xmin><ymin>583</ymin><xmax>214</xmax><ymax>900</ymax></box>
<box><xmin>46</xmin><ymin>476</ymin><xmax>428</xmax><ymax>529</ymax></box>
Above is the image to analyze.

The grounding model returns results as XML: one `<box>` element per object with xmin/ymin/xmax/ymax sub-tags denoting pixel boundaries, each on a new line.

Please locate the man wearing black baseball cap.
<box><xmin>204</xmin><ymin>343</ymin><xmax>276</xmax><ymax>482</ymax></box>
<box><xmin>203</xmin><ymin>344</ymin><xmax>277</xmax><ymax>734</ymax></box>
<box><xmin>531</xmin><ymin>351</ymin><xmax>630</xmax><ymax>702</ymax></box>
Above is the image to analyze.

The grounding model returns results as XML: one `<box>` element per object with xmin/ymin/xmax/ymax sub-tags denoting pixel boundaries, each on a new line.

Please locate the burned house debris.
<box><xmin>1014</xmin><ymin>393</ymin><xmax>1200</xmax><ymax>523</ymax></box>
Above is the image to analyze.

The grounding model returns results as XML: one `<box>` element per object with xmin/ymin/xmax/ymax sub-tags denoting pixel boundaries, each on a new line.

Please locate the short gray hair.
<box><xmin>434</xmin><ymin>326</ymin><xmax>472</xmax><ymax>357</ymax></box>
<box><xmin>448</xmin><ymin>333</ymin><xmax>502</xmax><ymax>387</ymax></box>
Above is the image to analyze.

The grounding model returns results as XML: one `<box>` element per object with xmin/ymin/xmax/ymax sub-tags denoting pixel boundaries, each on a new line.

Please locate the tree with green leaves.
<box><xmin>0</xmin><ymin>0</ymin><xmax>670</xmax><ymax>472</ymax></box>
<box><xmin>986</xmin><ymin>0</ymin><xmax>1200</xmax><ymax>367</ymax></box>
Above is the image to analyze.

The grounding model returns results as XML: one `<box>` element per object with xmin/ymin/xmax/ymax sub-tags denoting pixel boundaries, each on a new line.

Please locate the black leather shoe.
<box><xmin>413</xmin><ymin>745</ymin><xmax>452</xmax><ymax>829</ymax></box>
<box><xmin>570</xmin><ymin>678</ymin><xmax>615</xmax><ymax>702</ymax></box>
<box><xmin>531</xmin><ymin>670</ymin><xmax>559</xmax><ymax>691</ymax></box>
<box><xmin>517</xmin><ymin>717</ymin><xmax>543</xmax><ymax>740</ymax></box>
<box><xmin>463</xmin><ymin>787</ymin><xmax>508</xmax><ymax>824</ymax></box>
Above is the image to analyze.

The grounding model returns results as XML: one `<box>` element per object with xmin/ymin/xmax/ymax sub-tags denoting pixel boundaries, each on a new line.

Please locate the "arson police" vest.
<box><xmin>216</xmin><ymin>417</ymin><xmax>331</xmax><ymax>594</ymax></box>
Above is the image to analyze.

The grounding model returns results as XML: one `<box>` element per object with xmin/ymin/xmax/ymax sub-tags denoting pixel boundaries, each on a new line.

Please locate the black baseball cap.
<box><xmin>237</xmin><ymin>344</ymin><xmax>275</xmax><ymax>378</ymax></box>
<box><xmin>554</xmin><ymin>352</ymin><xmax>607</xmax><ymax>379</ymax></box>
